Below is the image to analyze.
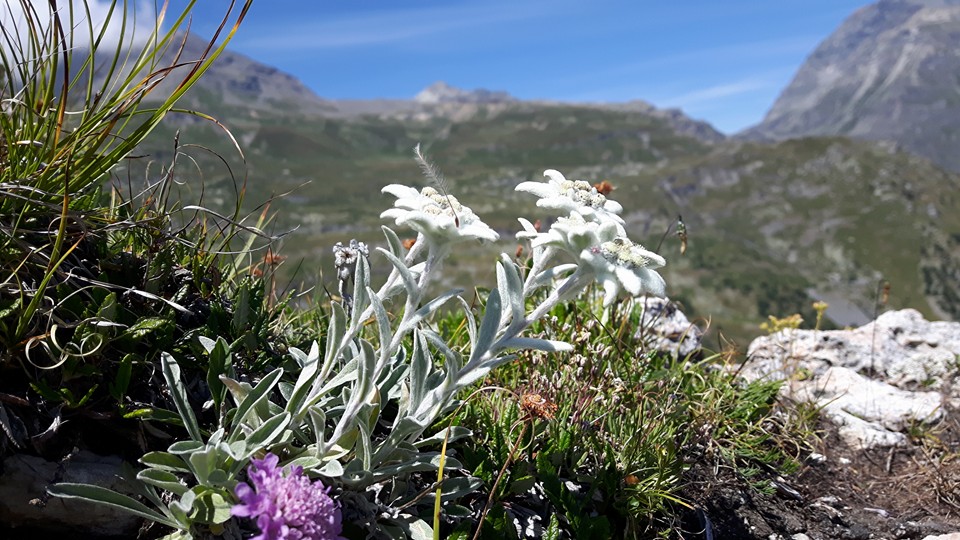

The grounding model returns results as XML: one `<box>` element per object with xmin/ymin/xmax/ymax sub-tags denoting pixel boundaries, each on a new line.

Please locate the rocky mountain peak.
<box><xmin>413</xmin><ymin>81</ymin><xmax>516</xmax><ymax>104</ymax></box>
<box><xmin>741</xmin><ymin>0</ymin><xmax>960</xmax><ymax>171</ymax></box>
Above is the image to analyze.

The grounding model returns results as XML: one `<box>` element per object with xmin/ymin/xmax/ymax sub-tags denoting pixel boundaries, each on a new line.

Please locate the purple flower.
<box><xmin>232</xmin><ymin>453</ymin><xmax>343</xmax><ymax>540</ymax></box>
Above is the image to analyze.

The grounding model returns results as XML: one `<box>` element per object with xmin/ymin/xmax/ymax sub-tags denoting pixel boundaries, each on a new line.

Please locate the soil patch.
<box><xmin>680</xmin><ymin>406</ymin><xmax>960</xmax><ymax>539</ymax></box>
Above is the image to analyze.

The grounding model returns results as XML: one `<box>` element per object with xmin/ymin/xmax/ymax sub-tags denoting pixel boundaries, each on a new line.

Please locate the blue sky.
<box><xmin>166</xmin><ymin>0</ymin><xmax>872</xmax><ymax>133</ymax></box>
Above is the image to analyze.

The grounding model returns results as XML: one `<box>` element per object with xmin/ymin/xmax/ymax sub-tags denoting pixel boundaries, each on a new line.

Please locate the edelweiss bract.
<box><xmin>381</xmin><ymin>184</ymin><xmax>499</xmax><ymax>246</ymax></box>
<box><xmin>582</xmin><ymin>236</ymin><xmax>666</xmax><ymax>306</ymax></box>
<box><xmin>516</xmin><ymin>169</ymin><xmax>624</xmax><ymax>226</ymax></box>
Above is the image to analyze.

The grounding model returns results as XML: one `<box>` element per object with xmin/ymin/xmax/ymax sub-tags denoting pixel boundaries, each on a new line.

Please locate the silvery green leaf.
<box><xmin>47</xmin><ymin>483</ymin><xmax>179</xmax><ymax>529</ymax></box>
<box><xmin>227</xmin><ymin>441</ymin><xmax>246</xmax><ymax>460</ymax></box>
<box><xmin>469</xmin><ymin>288</ymin><xmax>501</xmax><ymax>365</ymax></box>
<box><xmin>382</xmin><ymin>225</ymin><xmax>405</xmax><ymax>260</ymax></box>
<box><xmin>169</xmin><ymin>489</ymin><xmax>196</xmax><ymax>524</ymax></box>
<box><xmin>340</xmin><ymin>457</ymin><xmax>374</xmax><ymax>487</ymax></box>
<box><xmin>378</xmin><ymin>362</ymin><xmax>408</xmax><ymax>403</ymax></box>
<box><xmin>350</xmin><ymin>256</ymin><xmax>371</xmax><ymax>328</ymax></box>
<box><xmin>219</xmin><ymin>376</ymin><xmax>252</xmax><ymax>413</ymax></box>
<box><xmin>378</xmin><ymin>248</ymin><xmax>419</xmax><ymax>303</ymax></box>
<box><xmin>497</xmin><ymin>256</ymin><xmax>524</xmax><ymax>329</ymax></box>
<box><xmin>456</xmin><ymin>365</ymin><xmax>493</xmax><ymax>389</ymax></box>
<box><xmin>372</xmin><ymin>416</ymin><xmax>426</xmax><ymax>464</ymax></box>
<box><xmin>403</xmin><ymin>519</ymin><xmax>433</xmax><ymax>540</ymax></box>
<box><xmin>315</xmin><ymin>458</ymin><xmax>344</xmax><ymax>477</ymax></box>
<box><xmin>206</xmin><ymin>469</ymin><xmax>230</xmax><ymax>487</ymax></box>
<box><xmin>310</xmin><ymin>357</ymin><xmax>359</xmax><ymax>400</ymax></box>
<box><xmin>413</xmin><ymin>426</ymin><xmax>472</xmax><ymax>447</ymax></box>
<box><xmin>308</xmin><ymin>407</ymin><xmax>327</xmax><ymax>449</ymax></box>
<box><xmin>356</xmin><ymin>405</ymin><xmax>374</xmax><ymax>470</ymax></box>
<box><xmin>371</xmin><ymin>452</ymin><xmax>462</xmax><ymax>480</ymax></box>
<box><xmin>140</xmin><ymin>451</ymin><xmax>189</xmax><ymax>472</ymax></box>
<box><xmin>188</xmin><ymin>447</ymin><xmax>217</xmax><ymax>485</ymax></box>
<box><xmin>160</xmin><ymin>353</ymin><xmax>202</xmax><ymax>443</ymax></box>
<box><xmin>531</xmin><ymin>263</ymin><xmax>578</xmax><ymax>290</ymax></box>
<box><xmin>286</xmin><ymin>454</ymin><xmax>322</xmax><ymax>470</ymax></box>
<box><xmin>137</xmin><ymin>469</ymin><xmax>187</xmax><ymax>496</ymax></box>
<box><xmin>287</xmin><ymin>345</ymin><xmax>308</xmax><ymax>366</ymax></box>
<box><xmin>286</xmin><ymin>341</ymin><xmax>320</xmax><ymax>416</ymax></box>
<box><xmin>198</xmin><ymin>336</ymin><xmax>217</xmax><ymax>354</ymax></box>
<box><xmin>167</xmin><ymin>440</ymin><xmax>203</xmax><ymax>455</ymax></box>
<box><xmin>456</xmin><ymin>295</ymin><xmax>478</xmax><ymax>349</ymax></box>
<box><xmin>327</xmin><ymin>340</ymin><xmax>375</xmax><ymax>451</ymax></box>
<box><xmin>319</xmin><ymin>303</ymin><xmax>346</xmax><ymax>382</ymax></box>
<box><xmin>207</xmin><ymin>427</ymin><xmax>225</xmax><ymax>446</ymax></box>
<box><xmin>367</xmin><ymin>286</ymin><xmax>393</xmax><ymax>368</ymax></box>
<box><xmin>406</xmin><ymin>288</ymin><xmax>463</xmax><ymax>331</ymax></box>
<box><xmin>421</xmin><ymin>476</ymin><xmax>483</xmax><ymax>503</ymax></box>
<box><xmin>227</xmin><ymin>368</ymin><xmax>283</xmax><ymax>443</ymax></box>
<box><xmin>408</xmin><ymin>332</ymin><xmax>430</xmax><ymax>410</ymax></box>
<box><xmin>421</xmin><ymin>328</ymin><xmax>462</xmax><ymax>374</ymax></box>
<box><xmin>242</xmin><ymin>412</ymin><xmax>291</xmax><ymax>458</ymax></box>
<box><xmin>496</xmin><ymin>337</ymin><xmax>573</xmax><ymax>353</ymax></box>
<box><xmin>191</xmin><ymin>490</ymin><xmax>233</xmax><ymax>525</ymax></box>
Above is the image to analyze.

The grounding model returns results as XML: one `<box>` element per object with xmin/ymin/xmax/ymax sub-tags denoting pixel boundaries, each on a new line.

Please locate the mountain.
<box><xmin>414</xmin><ymin>81</ymin><xmax>516</xmax><ymax>104</ymax></box>
<box><xmin>127</xmin><ymin>27</ymin><xmax>960</xmax><ymax>344</ymax></box>
<box><xmin>742</xmin><ymin>0</ymin><xmax>960</xmax><ymax>172</ymax></box>
<box><xmin>143</xmin><ymin>33</ymin><xmax>336</xmax><ymax>117</ymax></box>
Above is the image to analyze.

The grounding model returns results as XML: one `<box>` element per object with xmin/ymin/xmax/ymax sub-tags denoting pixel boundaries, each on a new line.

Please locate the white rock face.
<box><xmin>742</xmin><ymin>309</ymin><xmax>960</xmax><ymax>449</ymax></box>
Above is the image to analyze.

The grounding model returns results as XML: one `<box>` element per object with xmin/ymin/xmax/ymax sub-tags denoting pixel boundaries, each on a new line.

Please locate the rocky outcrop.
<box><xmin>742</xmin><ymin>0</ymin><xmax>960</xmax><ymax>172</ymax></box>
<box><xmin>0</xmin><ymin>451</ymin><xmax>141</xmax><ymax>537</ymax></box>
<box><xmin>634</xmin><ymin>297</ymin><xmax>703</xmax><ymax>359</ymax></box>
<box><xmin>741</xmin><ymin>309</ymin><xmax>960</xmax><ymax>449</ymax></box>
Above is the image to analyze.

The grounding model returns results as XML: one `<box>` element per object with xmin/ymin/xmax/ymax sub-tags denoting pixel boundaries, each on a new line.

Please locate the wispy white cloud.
<box><xmin>658</xmin><ymin>77</ymin><xmax>776</xmax><ymax>109</ymax></box>
<box><xmin>237</xmin><ymin>1</ymin><xmax>557</xmax><ymax>51</ymax></box>
<box><xmin>0</xmin><ymin>0</ymin><xmax>156</xmax><ymax>53</ymax></box>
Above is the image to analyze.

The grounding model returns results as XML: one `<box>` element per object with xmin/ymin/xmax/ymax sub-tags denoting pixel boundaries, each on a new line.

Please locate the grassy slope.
<box><xmin>132</xmin><ymin>103</ymin><xmax>960</xmax><ymax>345</ymax></box>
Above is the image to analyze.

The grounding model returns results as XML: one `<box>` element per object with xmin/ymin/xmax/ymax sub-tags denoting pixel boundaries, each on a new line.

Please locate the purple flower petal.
<box><xmin>232</xmin><ymin>453</ymin><xmax>344</xmax><ymax>540</ymax></box>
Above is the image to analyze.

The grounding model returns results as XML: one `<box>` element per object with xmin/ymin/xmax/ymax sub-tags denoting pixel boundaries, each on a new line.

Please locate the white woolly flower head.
<box><xmin>518</xmin><ymin>213</ymin><xmax>666</xmax><ymax>306</ymax></box>
<box><xmin>517</xmin><ymin>212</ymin><xmax>619</xmax><ymax>255</ymax></box>
<box><xmin>581</xmin><ymin>236</ymin><xmax>666</xmax><ymax>306</ymax></box>
<box><xmin>381</xmin><ymin>184</ymin><xmax>499</xmax><ymax>246</ymax></box>
<box><xmin>516</xmin><ymin>169</ymin><xmax>624</xmax><ymax>226</ymax></box>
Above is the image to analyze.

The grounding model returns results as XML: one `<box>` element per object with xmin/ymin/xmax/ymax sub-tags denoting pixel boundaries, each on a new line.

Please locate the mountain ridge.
<box><xmin>741</xmin><ymin>0</ymin><xmax>960</xmax><ymax>171</ymax></box>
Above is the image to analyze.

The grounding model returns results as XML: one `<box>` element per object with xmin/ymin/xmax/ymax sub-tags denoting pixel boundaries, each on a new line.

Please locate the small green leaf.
<box><xmin>109</xmin><ymin>354</ymin><xmax>135</xmax><ymax>402</ymax></box>
<box><xmin>122</xmin><ymin>318</ymin><xmax>172</xmax><ymax>341</ymax></box>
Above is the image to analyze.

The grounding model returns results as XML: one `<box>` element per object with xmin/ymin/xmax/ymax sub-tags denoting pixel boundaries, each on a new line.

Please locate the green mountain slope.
<box><xmin>133</xmin><ymin>100</ymin><xmax>960</xmax><ymax>346</ymax></box>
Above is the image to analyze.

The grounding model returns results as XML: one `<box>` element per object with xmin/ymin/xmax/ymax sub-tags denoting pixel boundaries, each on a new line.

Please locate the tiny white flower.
<box><xmin>381</xmin><ymin>184</ymin><xmax>499</xmax><ymax>245</ymax></box>
<box><xmin>580</xmin><ymin>236</ymin><xmax>666</xmax><ymax>306</ymax></box>
<box><xmin>516</xmin><ymin>169</ymin><xmax>624</xmax><ymax>226</ymax></box>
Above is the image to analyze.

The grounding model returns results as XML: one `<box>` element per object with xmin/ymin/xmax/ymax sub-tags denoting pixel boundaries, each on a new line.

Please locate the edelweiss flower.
<box><xmin>518</xmin><ymin>213</ymin><xmax>666</xmax><ymax>305</ymax></box>
<box><xmin>232</xmin><ymin>453</ymin><xmax>343</xmax><ymax>540</ymax></box>
<box><xmin>332</xmin><ymin>239</ymin><xmax>368</xmax><ymax>282</ymax></box>
<box><xmin>517</xmin><ymin>212</ymin><xmax>619</xmax><ymax>255</ymax></box>
<box><xmin>516</xmin><ymin>169</ymin><xmax>624</xmax><ymax>225</ymax></box>
<box><xmin>581</xmin><ymin>236</ymin><xmax>666</xmax><ymax>306</ymax></box>
<box><xmin>381</xmin><ymin>185</ymin><xmax>499</xmax><ymax>246</ymax></box>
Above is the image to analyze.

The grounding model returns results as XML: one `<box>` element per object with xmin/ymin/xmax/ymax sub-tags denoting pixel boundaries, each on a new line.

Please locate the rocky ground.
<box><xmin>694</xmin><ymin>308</ymin><xmax>960</xmax><ymax>540</ymax></box>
